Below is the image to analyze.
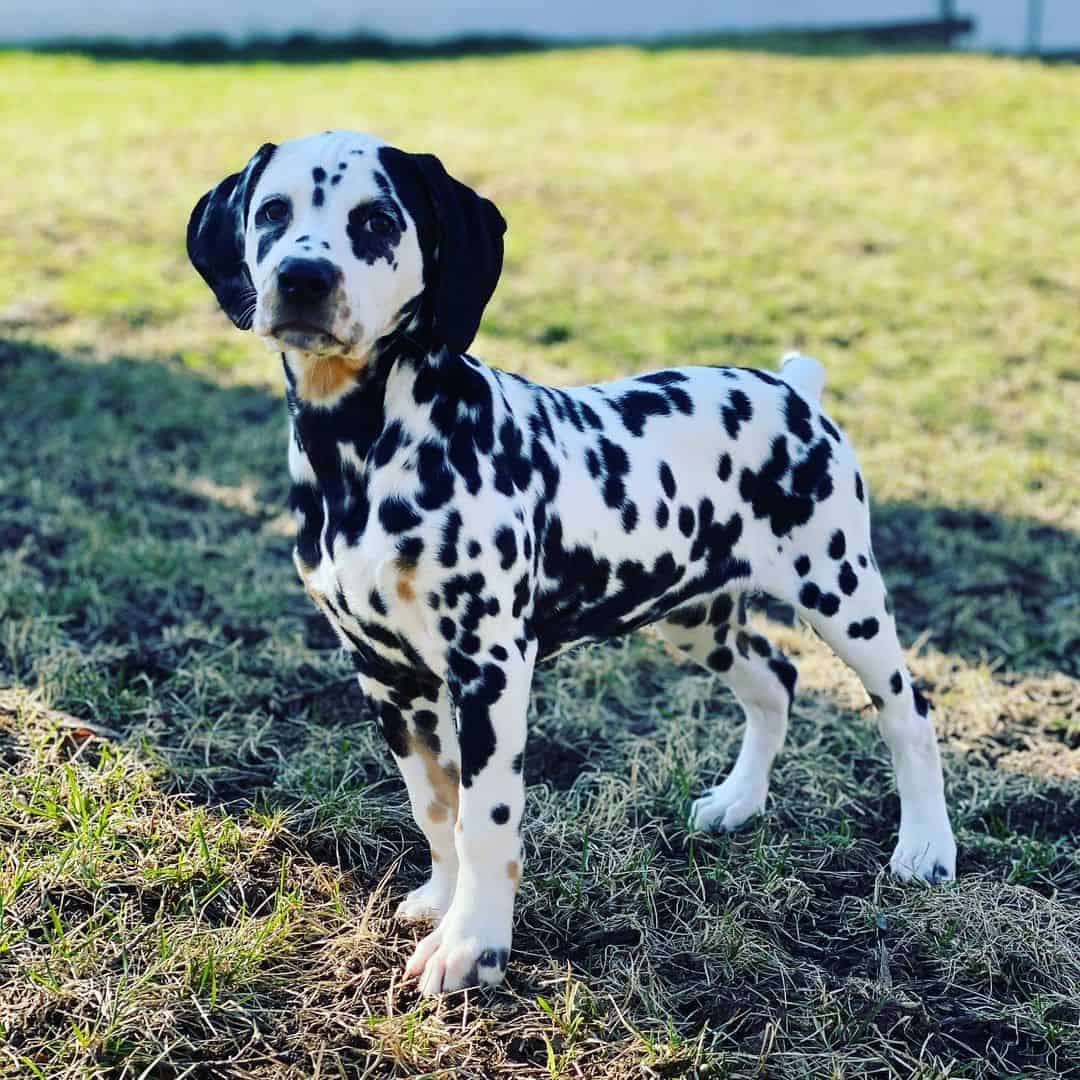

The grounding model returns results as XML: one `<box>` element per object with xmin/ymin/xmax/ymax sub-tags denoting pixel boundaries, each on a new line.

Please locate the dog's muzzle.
<box><xmin>272</xmin><ymin>257</ymin><xmax>343</xmax><ymax>348</ymax></box>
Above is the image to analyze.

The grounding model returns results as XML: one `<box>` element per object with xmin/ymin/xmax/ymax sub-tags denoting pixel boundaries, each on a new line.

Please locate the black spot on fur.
<box><xmin>438</xmin><ymin>510</ymin><xmax>463</xmax><ymax>567</ymax></box>
<box><xmin>347</xmin><ymin>198</ymin><xmax>405</xmax><ymax>266</ymax></box>
<box><xmin>709</xmin><ymin>594</ymin><xmax>734</xmax><ymax>625</ymax></box>
<box><xmin>769</xmin><ymin>657</ymin><xmax>798</xmax><ymax>704</ymax></box>
<box><xmin>721</xmin><ymin>389</ymin><xmax>753</xmax><ymax>438</ymax></box>
<box><xmin>828</xmin><ymin>530</ymin><xmax>846</xmax><ymax>560</ymax></box>
<box><xmin>708</xmin><ymin>647</ymin><xmax>734</xmax><ymax>672</ymax></box>
<box><xmin>491</xmin><ymin>804</ymin><xmax>511</xmax><ymax>824</ymax></box>
<box><xmin>397</xmin><ymin>535</ymin><xmax>424</xmax><ymax>567</ymax></box>
<box><xmin>717</xmin><ymin>453</ymin><xmax>732</xmax><ymax>482</ymax></box>
<box><xmin>890</xmin><ymin>670</ymin><xmax>903</xmax><ymax>694</ymax></box>
<box><xmin>855</xmin><ymin>472</ymin><xmax>865</xmax><ymax>502</ymax></box>
<box><xmin>659</xmin><ymin>462</ymin><xmax>676</xmax><ymax>498</ymax></box>
<box><xmin>668</xmin><ymin>603</ymin><xmax>706</xmax><ymax>628</ymax></box>
<box><xmin>377</xmin><ymin>701</ymin><xmax>409</xmax><ymax>757</ymax></box>
<box><xmin>818</xmin><ymin>593</ymin><xmax>840</xmax><ymax>616</ymax></box>
<box><xmin>838</xmin><ymin>561</ymin><xmax>858</xmax><ymax>595</ymax></box>
<box><xmin>750</xmin><ymin>634</ymin><xmax>771</xmax><ymax>658</ymax></box>
<box><xmin>379</xmin><ymin>496</ymin><xmax>421</xmax><ymax>534</ymax></box>
<box><xmin>456</xmin><ymin>662</ymin><xmax>507</xmax><ymax>787</ymax></box>
<box><xmin>656</xmin><ymin>501</ymin><xmax>670</xmax><ymax>529</ymax></box>
<box><xmin>795</xmin><ymin>554</ymin><xmax>811</xmax><ymax>576</ymax></box>
<box><xmin>738</xmin><ymin>436</ymin><xmax>815</xmax><ymax>538</ymax></box>
<box><xmin>913</xmin><ymin>687</ymin><xmax>930</xmax><ymax>716</ymax></box>
<box><xmin>416</xmin><ymin>441</ymin><xmax>454</xmax><ymax>510</ymax></box>
<box><xmin>494</xmin><ymin>526</ymin><xmax>518</xmax><ymax>570</ymax></box>
<box><xmin>616</xmin><ymin>390</ymin><xmax>671</xmax><ymax>436</ymax></box>
<box><xmin>784</xmin><ymin>389</ymin><xmax>813</xmax><ymax>442</ymax></box>
<box><xmin>847</xmin><ymin>617</ymin><xmax>880</xmax><ymax>640</ymax></box>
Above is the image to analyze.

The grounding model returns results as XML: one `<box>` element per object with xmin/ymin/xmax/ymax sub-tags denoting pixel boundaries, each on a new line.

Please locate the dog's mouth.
<box><xmin>271</xmin><ymin>321</ymin><xmax>343</xmax><ymax>350</ymax></box>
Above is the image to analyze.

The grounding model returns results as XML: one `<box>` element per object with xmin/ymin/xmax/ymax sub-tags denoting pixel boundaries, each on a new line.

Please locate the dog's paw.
<box><xmin>404</xmin><ymin>905</ymin><xmax>511</xmax><ymax>996</ymax></box>
<box><xmin>395</xmin><ymin>875</ymin><xmax>456</xmax><ymax>924</ymax></box>
<box><xmin>890</xmin><ymin>821</ymin><xmax>957</xmax><ymax>883</ymax></box>
<box><xmin>688</xmin><ymin>775</ymin><xmax>767</xmax><ymax>832</ymax></box>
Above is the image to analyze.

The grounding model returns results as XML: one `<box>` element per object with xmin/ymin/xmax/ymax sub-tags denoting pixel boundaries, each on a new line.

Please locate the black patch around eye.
<box><xmin>254</xmin><ymin>198</ymin><xmax>291</xmax><ymax>264</ymax></box>
<box><xmin>257</xmin><ymin>222</ymin><xmax>287</xmax><ymax>265</ymax></box>
<box><xmin>347</xmin><ymin>203</ymin><xmax>404</xmax><ymax>266</ymax></box>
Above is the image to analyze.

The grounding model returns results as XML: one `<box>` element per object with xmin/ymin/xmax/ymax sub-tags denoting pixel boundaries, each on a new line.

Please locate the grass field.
<box><xmin>0</xmin><ymin>42</ymin><xmax>1078</xmax><ymax>1079</ymax></box>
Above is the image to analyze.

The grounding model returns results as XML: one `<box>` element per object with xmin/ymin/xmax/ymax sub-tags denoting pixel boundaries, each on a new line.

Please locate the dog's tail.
<box><xmin>778</xmin><ymin>351</ymin><xmax>826</xmax><ymax>404</ymax></box>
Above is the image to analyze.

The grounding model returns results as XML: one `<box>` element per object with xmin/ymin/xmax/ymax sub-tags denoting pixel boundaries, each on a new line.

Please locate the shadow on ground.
<box><xmin>1</xmin><ymin>338</ymin><xmax>1078</xmax><ymax>1077</ymax></box>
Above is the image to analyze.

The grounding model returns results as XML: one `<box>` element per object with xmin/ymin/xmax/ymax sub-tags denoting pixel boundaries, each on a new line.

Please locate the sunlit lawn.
<box><xmin>0</xmin><ymin>44</ymin><xmax>1077</xmax><ymax>1078</ymax></box>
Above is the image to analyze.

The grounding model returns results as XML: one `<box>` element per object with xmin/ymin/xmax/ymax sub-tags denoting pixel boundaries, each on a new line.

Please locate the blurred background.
<box><xmin>4</xmin><ymin>1</ymin><xmax>1080</xmax><ymax>54</ymax></box>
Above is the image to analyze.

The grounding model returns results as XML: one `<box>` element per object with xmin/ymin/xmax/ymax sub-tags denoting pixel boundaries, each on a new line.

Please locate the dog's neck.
<box><xmin>282</xmin><ymin>331</ymin><xmax>455</xmax><ymax>493</ymax></box>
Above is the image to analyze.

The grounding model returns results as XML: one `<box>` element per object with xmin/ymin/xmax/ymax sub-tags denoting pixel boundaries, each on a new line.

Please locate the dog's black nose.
<box><xmin>278</xmin><ymin>257</ymin><xmax>339</xmax><ymax>304</ymax></box>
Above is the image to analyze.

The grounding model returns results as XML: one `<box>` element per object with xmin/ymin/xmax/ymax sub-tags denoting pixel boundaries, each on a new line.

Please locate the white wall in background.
<box><xmin>2</xmin><ymin>1</ymin><xmax>1077</xmax><ymax>53</ymax></box>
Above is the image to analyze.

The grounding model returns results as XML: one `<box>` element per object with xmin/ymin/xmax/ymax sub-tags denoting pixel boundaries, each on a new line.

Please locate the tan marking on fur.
<box><xmin>396</xmin><ymin>576</ymin><xmax>416</xmax><ymax>602</ymax></box>
<box><xmin>407</xmin><ymin>733</ymin><xmax>459</xmax><ymax>819</ymax></box>
<box><xmin>297</xmin><ymin>354</ymin><xmax>366</xmax><ymax>402</ymax></box>
<box><xmin>293</xmin><ymin>551</ymin><xmax>327</xmax><ymax>606</ymax></box>
<box><xmin>431</xmin><ymin>850</ymin><xmax>440</xmax><ymax>862</ymax></box>
<box><xmin>507</xmin><ymin>860</ymin><xmax>520</xmax><ymax>886</ymax></box>
<box><xmin>427</xmin><ymin>799</ymin><xmax>448</xmax><ymax>823</ymax></box>
<box><xmin>455</xmin><ymin>818</ymin><xmax>463</xmax><ymax>834</ymax></box>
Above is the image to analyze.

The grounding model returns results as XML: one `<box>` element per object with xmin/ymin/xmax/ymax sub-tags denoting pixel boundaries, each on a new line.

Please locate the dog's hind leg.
<box><xmin>658</xmin><ymin>592</ymin><xmax>797</xmax><ymax>832</ymax></box>
<box><xmin>790</xmin><ymin>551</ymin><xmax>956</xmax><ymax>882</ymax></box>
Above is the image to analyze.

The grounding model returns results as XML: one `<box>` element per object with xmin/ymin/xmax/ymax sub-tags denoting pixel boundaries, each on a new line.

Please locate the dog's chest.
<box><xmin>287</xmin><ymin>423</ymin><xmax>444</xmax><ymax>672</ymax></box>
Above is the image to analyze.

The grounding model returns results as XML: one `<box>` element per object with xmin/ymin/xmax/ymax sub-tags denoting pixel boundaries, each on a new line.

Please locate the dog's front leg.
<box><xmin>405</xmin><ymin>643</ymin><xmax>533</xmax><ymax>996</ymax></box>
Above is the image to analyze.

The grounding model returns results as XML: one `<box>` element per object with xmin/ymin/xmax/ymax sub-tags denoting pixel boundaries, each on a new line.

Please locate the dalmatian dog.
<box><xmin>187</xmin><ymin>130</ymin><xmax>956</xmax><ymax>996</ymax></box>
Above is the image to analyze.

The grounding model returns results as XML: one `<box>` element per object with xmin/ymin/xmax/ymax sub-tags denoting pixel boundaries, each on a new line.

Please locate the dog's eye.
<box><xmin>367</xmin><ymin>212</ymin><xmax>396</xmax><ymax>237</ymax></box>
<box><xmin>258</xmin><ymin>198</ymin><xmax>290</xmax><ymax>225</ymax></box>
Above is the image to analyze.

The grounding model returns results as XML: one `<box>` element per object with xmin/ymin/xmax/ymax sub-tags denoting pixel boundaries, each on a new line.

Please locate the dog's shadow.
<box><xmin>2</xmin><ymin>334</ymin><xmax>1074</xmax><ymax>782</ymax></box>
<box><xmin>3</xmin><ymin>336</ymin><xmax>1078</xmax><ymax>1065</ymax></box>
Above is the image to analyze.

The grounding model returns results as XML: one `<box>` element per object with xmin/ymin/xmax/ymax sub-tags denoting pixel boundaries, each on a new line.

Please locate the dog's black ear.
<box><xmin>399</xmin><ymin>152</ymin><xmax>506</xmax><ymax>356</ymax></box>
<box><xmin>186</xmin><ymin>142</ymin><xmax>277</xmax><ymax>329</ymax></box>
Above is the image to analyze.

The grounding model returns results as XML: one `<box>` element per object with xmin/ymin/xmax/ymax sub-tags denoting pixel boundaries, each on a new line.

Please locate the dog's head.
<box><xmin>187</xmin><ymin>130</ymin><xmax>506</xmax><ymax>366</ymax></box>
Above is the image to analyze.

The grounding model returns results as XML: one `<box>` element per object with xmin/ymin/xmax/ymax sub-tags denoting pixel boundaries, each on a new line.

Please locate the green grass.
<box><xmin>0</xmin><ymin>45</ymin><xmax>1078</xmax><ymax>1079</ymax></box>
